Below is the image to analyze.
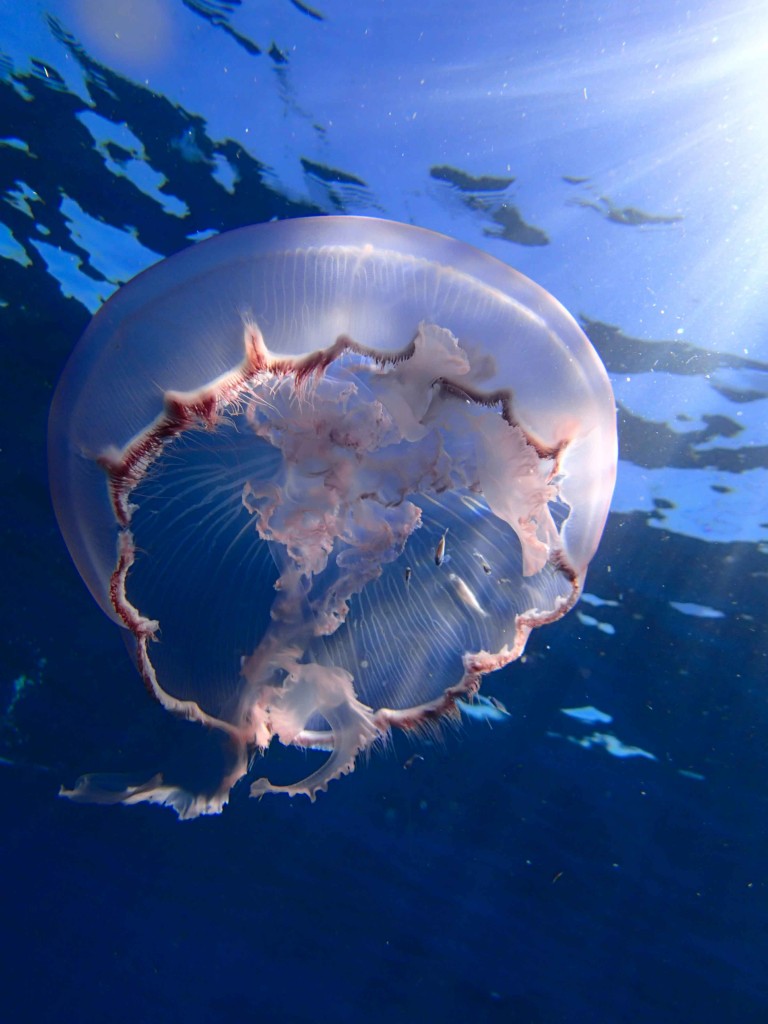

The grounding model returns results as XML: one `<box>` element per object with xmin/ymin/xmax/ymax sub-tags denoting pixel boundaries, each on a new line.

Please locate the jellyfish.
<box><xmin>48</xmin><ymin>216</ymin><xmax>617</xmax><ymax>818</ymax></box>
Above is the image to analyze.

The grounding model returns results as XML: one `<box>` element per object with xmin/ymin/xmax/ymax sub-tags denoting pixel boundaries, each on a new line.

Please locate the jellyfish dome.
<box><xmin>48</xmin><ymin>216</ymin><xmax>617</xmax><ymax>818</ymax></box>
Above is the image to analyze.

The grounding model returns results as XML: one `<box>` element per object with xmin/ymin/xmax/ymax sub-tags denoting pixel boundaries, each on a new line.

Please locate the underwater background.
<box><xmin>1</xmin><ymin>1</ymin><xmax>766</xmax><ymax>1021</ymax></box>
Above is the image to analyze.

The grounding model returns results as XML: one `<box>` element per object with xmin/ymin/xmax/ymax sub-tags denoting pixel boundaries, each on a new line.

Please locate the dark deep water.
<box><xmin>1</xmin><ymin>2</ymin><xmax>767</xmax><ymax>1021</ymax></box>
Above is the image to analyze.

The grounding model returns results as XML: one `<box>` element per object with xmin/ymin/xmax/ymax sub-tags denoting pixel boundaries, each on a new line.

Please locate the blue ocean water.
<box><xmin>1</xmin><ymin>1</ymin><xmax>767</xmax><ymax>1021</ymax></box>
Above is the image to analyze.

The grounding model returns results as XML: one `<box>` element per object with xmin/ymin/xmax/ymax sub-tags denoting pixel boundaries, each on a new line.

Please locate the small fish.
<box><xmin>435</xmin><ymin>528</ymin><xmax>448</xmax><ymax>566</ymax></box>
<box><xmin>403</xmin><ymin>754</ymin><xmax>425</xmax><ymax>770</ymax></box>
<box><xmin>448</xmin><ymin>573</ymin><xmax>488</xmax><ymax>617</ymax></box>
<box><xmin>474</xmin><ymin>550</ymin><xmax>492</xmax><ymax>574</ymax></box>
<box><xmin>404</xmin><ymin>566</ymin><xmax>412</xmax><ymax>585</ymax></box>
<box><xmin>552</xmin><ymin>870</ymin><xmax>565</xmax><ymax>884</ymax></box>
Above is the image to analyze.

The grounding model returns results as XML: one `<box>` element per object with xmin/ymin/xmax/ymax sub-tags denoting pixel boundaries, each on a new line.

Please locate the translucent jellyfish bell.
<box><xmin>48</xmin><ymin>216</ymin><xmax>617</xmax><ymax>818</ymax></box>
